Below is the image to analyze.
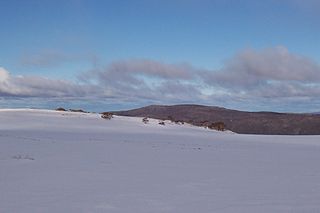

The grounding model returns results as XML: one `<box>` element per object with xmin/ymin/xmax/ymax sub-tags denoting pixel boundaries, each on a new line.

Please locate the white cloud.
<box><xmin>80</xmin><ymin>59</ymin><xmax>203</xmax><ymax>102</ymax></box>
<box><xmin>202</xmin><ymin>46</ymin><xmax>320</xmax><ymax>99</ymax></box>
<box><xmin>0</xmin><ymin>67</ymin><xmax>10</xmax><ymax>82</ymax></box>
<box><xmin>0</xmin><ymin>67</ymin><xmax>98</xmax><ymax>98</ymax></box>
<box><xmin>2</xmin><ymin>46</ymin><xmax>320</xmax><ymax>112</ymax></box>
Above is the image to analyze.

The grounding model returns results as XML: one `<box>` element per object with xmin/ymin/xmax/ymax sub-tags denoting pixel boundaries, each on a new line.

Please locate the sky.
<box><xmin>0</xmin><ymin>0</ymin><xmax>320</xmax><ymax>112</ymax></box>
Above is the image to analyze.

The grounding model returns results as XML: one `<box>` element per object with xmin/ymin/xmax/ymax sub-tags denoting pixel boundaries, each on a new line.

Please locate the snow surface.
<box><xmin>1</xmin><ymin>109</ymin><xmax>320</xmax><ymax>213</ymax></box>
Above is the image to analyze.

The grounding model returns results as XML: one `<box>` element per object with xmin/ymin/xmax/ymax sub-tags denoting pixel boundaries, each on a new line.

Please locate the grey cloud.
<box><xmin>203</xmin><ymin>46</ymin><xmax>320</xmax><ymax>99</ymax></box>
<box><xmin>81</xmin><ymin>59</ymin><xmax>202</xmax><ymax>102</ymax></box>
<box><xmin>98</xmin><ymin>59</ymin><xmax>195</xmax><ymax>81</ymax></box>
<box><xmin>205</xmin><ymin>46</ymin><xmax>320</xmax><ymax>86</ymax></box>
<box><xmin>3</xmin><ymin>47</ymin><xmax>320</xmax><ymax>112</ymax></box>
<box><xmin>155</xmin><ymin>81</ymin><xmax>203</xmax><ymax>101</ymax></box>
<box><xmin>249</xmin><ymin>82</ymin><xmax>320</xmax><ymax>99</ymax></box>
<box><xmin>2</xmin><ymin>57</ymin><xmax>205</xmax><ymax>104</ymax></box>
<box><xmin>0</xmin><ymin>67</ymin><xmax>98</xmax><ymax>98</ymax></box>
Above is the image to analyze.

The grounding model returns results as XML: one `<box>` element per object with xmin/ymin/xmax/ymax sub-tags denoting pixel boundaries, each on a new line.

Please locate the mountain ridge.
<box><xmin>113</xmin><ymin>104</ymin><xmax>320</xmax><ymax>135</ymax></box>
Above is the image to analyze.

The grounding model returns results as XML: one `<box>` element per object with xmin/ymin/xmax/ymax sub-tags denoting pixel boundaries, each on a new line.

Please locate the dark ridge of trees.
<box><xmin>113</xmin><ymin>104</ymin><xmax>320</xmax><ymax>135</ymax></box>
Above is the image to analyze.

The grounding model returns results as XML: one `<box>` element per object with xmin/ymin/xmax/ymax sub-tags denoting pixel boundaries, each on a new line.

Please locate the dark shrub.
<box><xmin>208</xmin><ymin>122</ymin><xmax>226</xmax><ymax>131</ymax></box>
<box><xmin>69</xmin><ymin>109</ymin><xmax>88</xmax><ymax>113</ymax></box>
<box><xmin>101</xmin><ymin>112</ymin><xmax>113</xmax><ymax>119</ymax></box>
<box><xmin>158</xmin><ymin>121</ymin><xmax>165</xmax><ymax>125</ymax></box>
<box><xmin>174</xmin><ymin>120</ymin><xmax>184</xmax><ymax>125</ymax></box>
<box><xmin>55</xmin><ymin>107</ymin><xmax>67</xmax><ymax>111</ymax></box>
<box><xmin>142</xmin><ymin>117</ymin><xmax>149</xmax><ymax>124</ymax></box>
<box><xmin>200</xmin><ymin>120</ymin><xmax>210</xmax><ymax>127</ymax></box>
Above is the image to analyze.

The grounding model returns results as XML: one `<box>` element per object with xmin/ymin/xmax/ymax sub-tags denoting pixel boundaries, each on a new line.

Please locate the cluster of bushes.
<box><xmin>55</xmin><ymin>107</ymin><xmax>67</xmax><ymax>111</ymax></box>
<box><xmin>101</xmin><ymin>112</ymin><xmax>113</xmax><ymax>120</ymax></box>
<box><xmin>158</xmin><ymin>121</ymin><xmax>165</xmax><ymax>125</ymax></box>
<box><xmin>166</xmin><ymin>116</ymin><xmax>184</xmax><ymax>125</ymax></box>
<box><xmin>55</xmin><ymin>107</ymin><xmax>113</xmax><ymax>120</ymax></box>
<box><xmin>69</xmin><ymin>109</ymin><xmax>88</xmax><ymax>113</ymax></box>
<box><xmin>55</xmin><ymin>107</ymin><xmax>226</xmax><ymax>131</ymax></box>
<box><xmin>141</xmin><ymin>115</ymin><xmax>225</xmax><ymax>130</ymax></box>
<box><xmin>142</xmin><ymin>117</ymin><xmax>167</xmax><ymax>125</ymax></box>
<box><xmin>200</xmin><ymin>121</ymin><xmax>226</xmax><ymax>131</ymax></box>
<box><xmin>166</xmin><ymin>117</ymin><xmax>226</xmax><ymax>131</ymax></box>
<box><xmin>142</xmin><ymin>117</ymin><xmax>165</xmax><ymax>125</ymax></box>
<box><xmin>142</xmin><ymin>117</ymin><xmax>149</xmax><ymax>124</ymax></box>
<box><xmin>166</xmin><ymin>115</ymin><xmax>226</xmax><ymax>131</ymax></box>
<box><xmin>55</xmin><ymin>107</ymin><xmax>88</xmax><ymax>113</ymax></box>
<box><xmin>174</xmin><ymin>120</ymin><xmax>184</xmax><ymax>125</ymax></box>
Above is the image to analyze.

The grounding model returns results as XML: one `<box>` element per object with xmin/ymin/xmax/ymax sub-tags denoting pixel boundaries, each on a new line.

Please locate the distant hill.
<box><xmin>113</xmin><ymin>104</ymin><xmax>320</xmax><ymax>135</ymax></box>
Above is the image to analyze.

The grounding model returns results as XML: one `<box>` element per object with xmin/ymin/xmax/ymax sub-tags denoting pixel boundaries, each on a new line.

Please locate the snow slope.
<box><xmin>1</xmin><ymin>109</ymin><xmax>320</xmax><ymax>213</ymax></box>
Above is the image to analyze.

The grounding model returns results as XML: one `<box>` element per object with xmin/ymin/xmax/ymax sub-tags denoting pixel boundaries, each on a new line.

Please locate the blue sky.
<box><xmin>0</xmin><ymin>0</ymin><xmax>320</xmax><ymax>112</ymax></box>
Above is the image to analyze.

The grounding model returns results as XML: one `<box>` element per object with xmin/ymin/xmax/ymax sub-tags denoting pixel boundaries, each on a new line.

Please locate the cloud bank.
<box><xmin>79</xmin><ymin>59</ymin><xmax>202</xmax><ymax>102</ymax></box>
<box><xmin>0</xmin><ymin>67</ymin><xmax>96</xmax><ymax>98</ymax></box>
<box><xmin>203</xmin><ymin>46</ymin><xmax>320</xmax><ymax>98</ymax></box>
<box><xmin>1</xmin><ymin>46</ymin><xmax>320</xmax><ymax>112</ymax></box>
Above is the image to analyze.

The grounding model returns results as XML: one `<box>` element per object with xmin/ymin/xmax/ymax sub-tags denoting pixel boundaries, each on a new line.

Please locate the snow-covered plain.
<box><xmin>1</xmin><ymin>109</ymin><xmax>320</xmax><ymax>213</ymax></box>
